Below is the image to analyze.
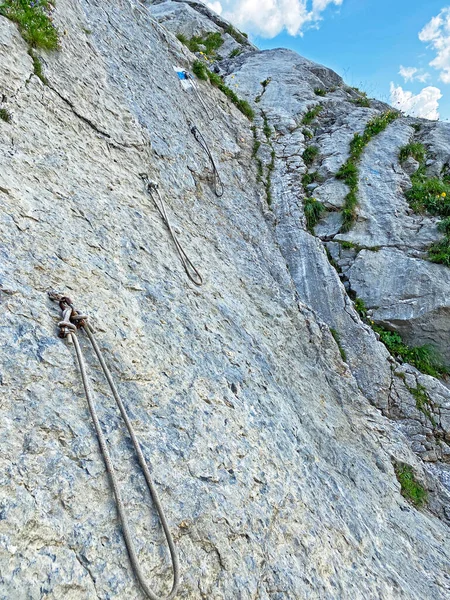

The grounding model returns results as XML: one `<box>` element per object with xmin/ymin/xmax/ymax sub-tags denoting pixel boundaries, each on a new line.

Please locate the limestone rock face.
<box><xmin>1</xmin><ymin>2</ymin><xmax>450</xmax><ymax>600</ymax></box>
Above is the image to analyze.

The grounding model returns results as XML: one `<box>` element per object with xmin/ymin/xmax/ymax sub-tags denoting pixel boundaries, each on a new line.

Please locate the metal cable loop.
<box><xmin>188</xmin><ymin>123</ymin><xmax>224</xmax><ymax>198</ymax></box>
<box><xmin>49</xmin><ymin>294</ymin><xmax>180</xmax><ymax>600</ymax></box>
<box><xmin>140</xmin><ymin>175</ymin><xmax>203</xmax><ymax>286</ymax></box>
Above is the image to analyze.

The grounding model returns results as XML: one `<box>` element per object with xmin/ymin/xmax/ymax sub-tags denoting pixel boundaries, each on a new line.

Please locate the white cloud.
<box><xmin>206</xmin><ymin>1</ymin><xmax>223</xmax><ymax>14</ymax></box>
<box><xmin>399</xmin><ymin>65</ymin><xmax>430</xmax><ymax>83</ymax></box>
<box><xmin>399</xmin><ymin>66</ymin><xmax>418</xmax><ymax>82</ymax></box>
<box><xmin>419</xmin><ymin>7</ymin><xmax>450</xmax><ymax>83</ymax></box>
<box><xmin>389</xmin><ymin>82</ymin><xmax>442</xmax><ymax>120</ymax></box>
<box><xmin>214</xmin><ymin>0</ymin><xmax>343</xmax><ymax>38</ymax></box>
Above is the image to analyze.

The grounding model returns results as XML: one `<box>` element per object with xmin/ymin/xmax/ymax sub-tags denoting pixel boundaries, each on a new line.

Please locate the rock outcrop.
<box><xmin>1</xmin><ymin>1</ymin><xmax>450</xmax><ymax>599</ymax></box>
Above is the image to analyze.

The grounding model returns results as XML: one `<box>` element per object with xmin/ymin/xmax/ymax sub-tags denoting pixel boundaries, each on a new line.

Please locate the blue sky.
<box><xmin>207</xmin><ymin>1</ymin><xmax>450</xmax><ymax>121</ymax></box>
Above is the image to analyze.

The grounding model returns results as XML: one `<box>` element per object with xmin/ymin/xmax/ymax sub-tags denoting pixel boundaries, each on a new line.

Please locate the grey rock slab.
<box><xmin>148</xmin><ymin>0</ymin><xmax>221</xmax><ymax>38</ymax></box>
<box><xmin>347</xmin><ymin>247</ymin><xmax>450</xmax><ymax>362</ymax></box>
<box><xmin>1</xmin><ymin>2</ymin><xmax>450</xmax><ymax>599</ymax></box>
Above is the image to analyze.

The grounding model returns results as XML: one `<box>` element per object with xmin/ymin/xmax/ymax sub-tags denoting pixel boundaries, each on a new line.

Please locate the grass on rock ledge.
<box><xmin>336</xmin><ymin>110</ymin><xmax>399</xmax><ymax>232</ymax></box>
<box><xmin>0</xmin><ymin>0</ymin><xmax>58</xmax><ymax>50</ymax></box>
<box><xmin>400</xmin><ymin>141</ymin><xmax>450</xmax><ymax>266</ymax></box>
<box><xmin>394</xmin><ymin>463</ymin><xmax>428</xmax><ymax>508</ymax></box>
<box><xmin>352</xmin><ymin>296</ymin><xmax>448</xmax><ymax>378</ymax></box>
<box><xmin>191</xmin><ymin>60</ymin><xmax>254</xmax><ymax>120</ymax></box>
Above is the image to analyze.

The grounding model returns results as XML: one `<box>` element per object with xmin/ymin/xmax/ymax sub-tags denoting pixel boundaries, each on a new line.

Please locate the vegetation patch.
<box><xmin>178</xmin><ymin>31</ymin><xmax>223</xmax><ymax>58</ymax></box>
<box><xmin>302</xmin><ymin>128</ymin><xmax>313</xmax><ymax>140</ymax></box>
<box><xmin>225</xmin><ymin>24</ymin><xmax>247</xmax><ymax>45</ymax></box>
<box><xmin>0</xmin><ymin>0</ymin><xmax>58</xmax><ymax>50</ymax></box>
<box><xmin>192</xmin><ymin>61</ymin><xmax>254</xmax><ymax>120</ymax></box>
<box><xmin>0</xmin><ymin>108</ymin><xmax>11</xmax><ymax>122</ymax></box>
<box><xmin>192</xmin><ymin>59</ymin><xmax>208</xmax><ymax>80</ymax></box>
<box><xmin>350</xmin><ymin>294</ymin><xmax>448</xmax><ymax>378</ymax></box>
<box><xmin>400</xmin><ymin>141</ymin><xmax>450</xmax><ymax>266</ymax></box>
<box><xmin>301</xmin><ymin>105</ymin><xmax>323</xmax><ymax>126</ymax></box>
<box><xmin>394</xmin><ymin>463</ymin><xmax>428</xmax><ymax>508</ymax></box>
<box><xmin>265</xmin><ymin>149</ymin><xmax>275</xmax><ymax>206</ymax></box>
<box><xmin>373</xmin><ymin>325</ymin><xmax>448</xmax><ymax>378</ymax></box>
<box><xmin>262</xmin><ymin>113</ymin><xmax>271</xmax><ymax>139</ymax></box>
<box><xmin>314</xmin><ymin>87</ymin><xmax>326</xmax><ymax>97</ymax></box>
<box><xmin>336</xmin><ymin>110</ymin><xmax>399</xmax><ymax>232</ymax></box>
<box><xmin>408</xmin><ymin>384</ymin><xmax>437</xmax><ymax>426</ymax></box>
<box><xmin>229</xmin><ymin>48</ymin><xmax>241</xmax><ymax>58</ymax></box>
<box><xmin>304</xmin><ymin>197</ymin><xmax>325</xmax><ymax>232</ymax></box>
<box><xmin>302</xmin><ymin>145</ymin><xmax>319</xmax><ymax>167</ymax></box>
<box><xmin>301</xmin><ymin>171</ymin><xmax>320</xmax><ymax>190</ymax></box>
<box><xmin>399</xmin><ymin>142</ymin><xmax>426</xmax><ymax>164</ymax></box>
<box><xmin>330</xmin><ymin>328</ymin><xmax>347</xmax><ymax>362</ymax></box>
<box><xmin>351</xmin><ymin>96</ymin><xmax>371</xmax><ymax>107</ymax></box>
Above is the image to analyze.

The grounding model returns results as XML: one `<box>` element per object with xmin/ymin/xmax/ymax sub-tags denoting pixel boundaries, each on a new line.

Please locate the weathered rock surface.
<box><xmin>1</xmin><ymin>1</ymin><xmax>450</xmax><ymax>599</ymax></box>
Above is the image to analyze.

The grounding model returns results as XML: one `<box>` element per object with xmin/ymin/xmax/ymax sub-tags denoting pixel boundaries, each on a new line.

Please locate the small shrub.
<box><xmin>336</xmin><ymin>161</ymin><xmax>358</xmax><ymax>188</ymax></box>
<box><xmin>252</xmin><ymin>128</ymin><xmax>261</xmax><ymax>158</ymax></box>
<box><xmin>301</xmin><ymin>105</ymin><xmax>323</xmax><ymax>125</ymax></box>
<box><xmin>304</xmin><ymin>197</ymin><xmax>325</xmax><ymax>231</ymax></box>
<box><xmin>236</xmin><ymin>98</ymin><xmax>254</xmax><ymax>120</ymax></box>
<box><xmin>409</xmin><ymin>384</ymin><xmax>437</xmax><ymax>426</ymax></box>
<box><xmin>372</xmin><ymin>325</ymin><xmax>448</xmax><ymax>378</ymax></box>
<box><xmin>192</xmin><ymin>59</ymin><xmax>208</xmax><ymax>80</ymax></box>
<box><xmin>225</xmin><ymin>24</ymin><xmax>247</xmax><ymax>45</ymax></box>
<box><xmin>428</xmin><ymin>237</ymin><xmax>450</xmax><ymax>267</ymax></box>
<box><xmin>437</xmin><ymin>216</ymin><xmax>450</xmax><ymax>234</ymax></box>
<box><xmin>0</xmin><ymin>108</ymin><xmax>11</xmax><ymax>123</ymax></box>
<box><xmin>399</xmin><ymin>142</ymin><xmax>426</xmax><ymax>164</ymax></box>
<box><xmin>0</xmin><ymin>0</ymin><xmax>58</xmax><ymax>50</ymax></box>
<box><xmin>302</xmin><ymin>145</ymin><xmax>319</xmax><ymax>166</ymax></box>
<box><xmin>354</xmin><ymin>297</ymin><xmax>367</xmax><ymax>319</ymax></box>
<box><xmin>352</xmin><ymin>96</ymin><xmax>371</xmax><ymax>107</ymax></box>
<box><xmin>394</xmin><ymin>463</ymin><xmax>428</xmax><ymax>508</ymax></box>
<box><xmin>301</xmin><ymin>171</ymin><xmax>320</xmax><ymax>188</ymax></box>
<box><xmin>176</xmin><ymin>33</ymin><xmax>188</xmax><ymax>45</ymax></box>
<box><xmin>261</xmin><ymin>78</ymin><xmax>271</xmax><ymax>88</ymax></box>
<box><xmin>405</xmin><ymin>177</ymin><xmax>450</xmax><ymax>214</ymax></box>
<box><xmin>330</xmin><ymin>328</ymin><xmax>347</xmax><ymax>362</ymax></box>
<box><xmin>29</xmin><ymin>48</ymin><xmax>47</xmax><ymax>84</ymax></box>
<box><xmin>205</xmin><ymin>68</ymin><xmax>254</xmax><ymax>120</ymax></box>
<box><xmin>263</xmin><ymin>114</ymin><xmax>271</xmax><ymax>139</ymax></box>
<box><xmin>314</xmin><ymin>88</ymin><xmax>326</xmax><ymax>97</ymax></box>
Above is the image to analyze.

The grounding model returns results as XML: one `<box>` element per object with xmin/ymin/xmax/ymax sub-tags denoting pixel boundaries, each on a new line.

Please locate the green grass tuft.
<box><xmin>263</xmin><ymin>114</ymin><xmax>271</xmax><ymax>139</ymax></box>
<box><xmin>192</xmin><ymin>59</ymin><xmax>208</xmax><ymax>80</ymax></box>
<box><xmin>302</xmin><ymin>145</ymin><xmax>319</xmax><ymax>166</ymax></box>
<box><xmin>0</xmin><ymin>108</ymin><xmax>11</xmax><ymax>123</ymax></box>
<box><xmin>28</xmin><ymin>48</ymin><xmax>47</xmax><ymax>83</ymax></box>
<box><xmin>394</xmin><ymin>463</ymin><xmax>428</xmax><ymax>508</ymax></box>
<box><xmin>372</xmin><ymin>325</ymin><xmax>448</xmax><ymax>378</ymax></box>
<box><xmin>0</xmin><ymin>0</ymin><xmax>58</xmax><ymax>50</ymax></box>
<box><xmin>314</xmin><ymin>88</ymin><xmax>326</xmax><ymax>97</ymax></box>
<box><xmin>224</xmin><ymin>24</ymin><xmax>247</xmax><ymax>45</ymax></box>
<box><xmin>302</xmin><ymin>128</ymin><xmax>313</xmax><ymax>140</ymax></box>
<box><xmin>301</xmin><ymin>171</ymin><xmax>320</xmax><ymax>189</ymax></box>
<box><xmin>399</xmin><ymin>142</ymin><xmax>426</xmax><ymax>164</ymax></box>
<box><xmin>304</xmin><ymin>197</ymin><xmax>325</xmax><ymax>232</ymax></box>
<box><xmin>408</xmin><ymin>384</ymin><xmax>437</xmax><ymax>426</ymax></box>
<box><xmin>354</xmin><ymin>297</ymin><xmax>368</xmax><ymax>319</ymax></box>
<box><xmin>301</xmin><ymin>105</ymin><xmax>323</xmax><ymax>125</ymax></box>
<box><xmin>229</xmin><ymin>47</ymin><xmax>241</xmax><ymax>58</ymax></box>
<box><xmin>330</xmin><ymin>328</ymin><xmax>347</xmax><ymax>361</ymax></box>
<box><xmin>351</xmin><ymin>96</ymin><xmax>371</xmax><ymax>107</ymax></box>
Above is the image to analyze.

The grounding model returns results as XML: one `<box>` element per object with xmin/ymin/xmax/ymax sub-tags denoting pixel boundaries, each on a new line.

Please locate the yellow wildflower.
<box><xmin>442</xmin><ymin>192</ymin><xmax>447</xmax><ymax>198</ymax></box>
